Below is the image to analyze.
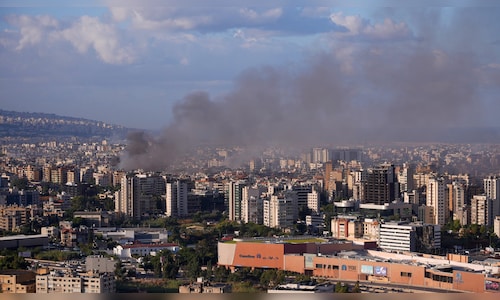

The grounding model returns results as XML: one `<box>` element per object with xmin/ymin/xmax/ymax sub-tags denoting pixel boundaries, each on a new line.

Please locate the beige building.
<box><xmin>0</xmin><ymin>270</ymin><xmax>36</xmax><ymax>293</ymax></box>
<box><xmin>0</xmin><ymin>205</ymin><xmax>31</xmax><ymax>231</ymax></box>
<box><xmin>179</xmin><ymin>278</ymin><xmax>231</xmax><ymax>293</ymax></box>
<box><xmin>330</xmin><ymin>216</ymin><xmax>363</xmax><ymax>240</ymax></box>
<box><xmin>36</xmin><ymin>270</ymin><xmax>115</xmax><ymax>293</ymax></box>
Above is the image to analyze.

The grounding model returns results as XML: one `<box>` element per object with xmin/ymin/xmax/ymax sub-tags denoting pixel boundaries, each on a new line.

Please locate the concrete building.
<box><xmin>397</xmin><ymin>163</ymin><xmax>414</xmax><ymax>194</ymax></box>
<box><xmin>307</xmin><ymin>189</ymin><xmax>320</xmax><ymax>214</ymax></box>
<box><xmin>112</xmin><ymin>243</ymin><xmax>180</xmax><ymax>259</ymax></box>
<box><xmin>449</xmin><ymin>181</ymin><xmax>466</xmax><ymax>221</ymax></box>
<box><xmin>0</xmin><ymin>270</ymin><xmax>36</xmax><ymax>293</ymax></box>
<box><xmin>179</xmin><ymin>278</ymin><xmax>231</xmax><ymax>293</ymax></box>
<box><xmin>331</xmin><ymin>216</ymin><xmax>363</xmax><ymax>240</ymax></box>
<box><xmin>73</xmin><ymin>211</ymin><xmax>112</xmax><ymax>227</ymax></box>
<box><xmin>218</xmin><ymin>239</ymin><xmax>500</xmax><ymax>293</ymax></box>
<box><xmin>426</xmin><ymin>177</ymin><xmax>447</xmax><ymax>226</ymax></box>
<box><xmin>363</xmin><ymin>163</ymin><xmax>397</xmax><ymax>205</ymax></box>
<box><xmin>471</xmin><ymin>195</ymin><xmax>494</xmax><ymax>227</ymax></box>
<box><xmin>0</xmin><ymin>205</ymin><xmax>31</xmax><ymax>231</ymax></box>
<box><xmin>378</xmin><ymin>221</ymin><xmax>441</xmax><ymax>253</ymax></box>
<box><xmin>115</xmin><ymin>173</ymin><xmax>165</xmax><ymax>220</ymax></box>
<box><xmin>494</xmin><ymin>216</ymin><xmax>500</xmax><ymax>238</ymax></box>
<box><xmin>85</xmin><ymin>255</ymin><xmax>117</xmax><ymax>273</ymax></box>
<box><xmin>263</xmin><ymin>192</ymin><xmax>298</xmax><ymax>229</ymax></box>
<box><xmin>165</xmin><ymin>180</ymin><xmax>188</xmax><ymax>217</ymax></box>
<box><xmin>484</xmin><ymin>176</ymin><xmax>500</xmax><ymax>217</ymax></box>
<box><xmin>241</xmin><ymin>185</ymin><xmax>262</xmax><ymax>224</ymax></box>
<box><xmin>312</xmin><ymin>147</ymin><xmax>330</xmax><ymax>164</ymax></box>
<box><xmin>0</xmin><ymin>234</ymin><xmax>49</xmax><ymax>249</ymax></box>
<box><xmin>36</xmin><ymin>270</ymin><xmax>115</xmax><ymax>293</ymax></box>
<box><xmin>226</xmin><ymin>180</ymin><xmax>246</xmax><ymax>222</ymax></box>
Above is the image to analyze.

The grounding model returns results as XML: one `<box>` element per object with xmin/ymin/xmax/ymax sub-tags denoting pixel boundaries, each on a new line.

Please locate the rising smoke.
<box><xmin>120</xmin><ymin>39</ymin><xmax>484</xmax><ymax>171</ymax></box>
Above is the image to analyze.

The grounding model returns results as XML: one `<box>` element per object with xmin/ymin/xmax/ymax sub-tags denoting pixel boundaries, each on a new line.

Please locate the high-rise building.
<box><xmin>396</xmin><ymin>163</ymin><xmax>414</xmax><ymax>194</ymax></box>
<box><xmin>363</xmin><ymin>163</ymin><xmax>397</xmax><ymax>205</ymax></box>
<box><xmin>227</xmin><ymin>180</ymin><xmax>246</xmax><ymax>222</ymax></box>
<box><xmin>494</xmin><ymin>216</ymin><xmax>500</xmax><ymax>239</ymax></box>
<box><xmin>471</xmin><ymin>195</ymin><xmax>493</xmax><ymax>227</ymax></box>
<box><xmin>307</xmin><ymin>189</ymin><xmax>320</xmax><ymax>214</ymax></box>
<box><xmin>449</xmin><ymin>181</ymin><xmax>466</xmax><ymax>221</ymax></box>
<box><xmin>165</xmin><ymin>180</ymin><xmax>188</xmax><ymax>218</ymax></box>
<box><xmin>426</xmin><ymin>177</ymin><xmax>447</xmax><ymax>226</ymax></box>
<box><xmin>241</xmin><ymin>185</ymin><xmax>262</xmax><ymax>224</ymax></box>
<box><xmin>483</xmin><ymin>176</ymin><xmax>500</xmax><ymax>217</ymax></box>
<box><xmin>312</xmin><ymin>147</ymin><xmax>330</xmax><ymax>164</ymax></box>
<box><xmin>331</xmin><ymin>148</ymin><xmax>362</xmax><ymax>162</ymax></box>
<box><xmin>292</xmin><ymin>185</ymin><xmax>313</xmax><ymax>209</ymax></box>
<box><xmin>263</xmin><ymin>192</ymin><xmax>298</xmax><ymax>229</ymax></box>
<box><xmin>115</xmin><ymin>173</ymin><xmax>165</xmax><ymax>220</ymax></box>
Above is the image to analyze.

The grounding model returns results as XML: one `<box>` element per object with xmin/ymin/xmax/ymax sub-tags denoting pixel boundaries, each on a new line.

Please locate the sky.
<box><xmin>1</xmin><ymin>1</ymin><xmax>500</xmax><ymax>168</ymax></box>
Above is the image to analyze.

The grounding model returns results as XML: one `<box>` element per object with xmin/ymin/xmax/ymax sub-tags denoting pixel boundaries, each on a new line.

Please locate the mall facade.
<box><xmin>218</xmin><ymin>238</ymin><xmax>500</xmax><ymax>293</ymax></box>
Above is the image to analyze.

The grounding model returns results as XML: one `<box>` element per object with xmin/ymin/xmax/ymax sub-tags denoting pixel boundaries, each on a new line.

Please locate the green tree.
<box><xmin>114</xmin><ymin>260</ymin><xmax>126</xmax><ymax>281</ymax></box>
<box><xmin>0</xmin><ymin>254</ymin><xmax>29</xmax><ymax>270</ymax></box>
<box><xmin>352</xmin><ymin>281</ymin><xmax>361</xmax><ymax>293</ymax></box>
<box><xmin>335</xmin><ymin>282</ymin><xmax>348</xmax><ymax>293</ymax></box>
<box><xmin>11</xmin><ymin>177</ymin><xmax>29</xmax><ymax>190</ymax></box>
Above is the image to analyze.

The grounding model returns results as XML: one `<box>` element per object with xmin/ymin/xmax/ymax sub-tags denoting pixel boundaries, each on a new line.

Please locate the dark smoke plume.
<box><xmin>120</xmin><ymin>43</ymin><xmax>484</xmax><ymax>171</ymax></box>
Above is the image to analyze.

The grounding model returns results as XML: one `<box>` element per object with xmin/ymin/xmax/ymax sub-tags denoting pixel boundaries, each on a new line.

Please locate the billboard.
<box><xmin>304</xmin><ymin>254</ymin><xmax>314</xmax><ymax>269</ymax></box>
<box><xmin>361</xmin><ymin>265</ymin><xmax>374</xmax><ymax>274</ymax></box>
<box><xmin>485</xmin><ymin>280</ymin><xmax>500</xmax><ymax>291</ymax></box>
<box><xmin>374</xmin><ymin>266</ymin><xmax>388</xmax><ymax>276</ymax></box>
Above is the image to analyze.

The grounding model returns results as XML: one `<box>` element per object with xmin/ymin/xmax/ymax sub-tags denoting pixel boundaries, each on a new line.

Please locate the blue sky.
<box><xmin>1</xmin><ymin>1</ymin><xmax>500</xmax><ymax>133</ymax></box>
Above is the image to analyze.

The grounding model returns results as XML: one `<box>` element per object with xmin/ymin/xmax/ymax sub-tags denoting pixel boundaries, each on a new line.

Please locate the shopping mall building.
<box><xmin>218</xmin><ymin>237</ymin><xmax>500</xmax><ymax>293</ymax></box>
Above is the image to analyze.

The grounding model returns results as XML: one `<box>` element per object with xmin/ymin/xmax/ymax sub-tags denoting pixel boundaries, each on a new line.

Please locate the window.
<box><xmin>315</xmin><ymin>264</ymin><xmax>323</xmax><ymax>268</ymax></box>
<box><xmin>401</xmin><ymin>272</ymin><xmax>412</xmax><ymax>277</ymax></box>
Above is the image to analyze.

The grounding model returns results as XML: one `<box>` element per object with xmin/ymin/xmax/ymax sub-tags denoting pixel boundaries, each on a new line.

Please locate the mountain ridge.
<box><xmin>0</xmin><ymin>109</ymin><xmax>134</xmax><ymax>140</ymax></box>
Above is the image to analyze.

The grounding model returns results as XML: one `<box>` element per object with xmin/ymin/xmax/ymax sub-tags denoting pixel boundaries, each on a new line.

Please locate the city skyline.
<box><xmin>1</xmin><ymin>1</ymin><xmax>499</xmax><ymax>135</ymax></box>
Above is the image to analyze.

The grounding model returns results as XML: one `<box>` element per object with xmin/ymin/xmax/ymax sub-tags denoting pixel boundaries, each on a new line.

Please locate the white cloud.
<box><xmin>130</xmin><ymin>10</ymin><xmax>212</xmax><ymax>30</ymax></box>
<box><xmin>7</xmin><ymin>15</ymin><xmax>58</xmax><ymax>50</ymax></box>
<box><xmin>109</xmin><ymin>7</ymin><xmax>131</xmax><ymax>22</ymax></box>
<box><xmin>330</xmin><ymin>12</ymin><xmax>411</xmax><ymax>40</ymax></box>
<box><xmin>239</xmin><ymin>7</ymin><xmax>282</xmax><ymax>22</ymax></box>
<box><xmin>363</xmin><ymin>18</ymin><xmax>410</xmax><ymax>40</ymax></box>
<box><xmin>57</xmin><ymin>16</ymin><xmax>135</xmax><ymax>65</ymax></box>
<box><xmin>330</xmin><ymin>12</ymin><xmax>365</xmax><ymax>35</ymax></box>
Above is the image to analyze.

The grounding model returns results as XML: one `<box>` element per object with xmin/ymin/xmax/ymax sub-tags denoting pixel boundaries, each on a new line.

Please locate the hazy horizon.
<box><xmin>2</xmin><ymin>1</ymin><xmax>500</xmax><ymax>169</ymax></box>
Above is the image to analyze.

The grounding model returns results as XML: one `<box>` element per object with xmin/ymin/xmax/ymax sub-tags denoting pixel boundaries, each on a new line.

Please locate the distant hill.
<box><xmin>0</xmin><ymin>109</ymin><xmax>132</xmax><ymax>140</ymax></box>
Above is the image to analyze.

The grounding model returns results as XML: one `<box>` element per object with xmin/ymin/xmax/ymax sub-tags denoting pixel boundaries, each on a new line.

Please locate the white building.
<box><xmin>112</xmin><ymin>243</ymin><xmax>180</xmax><ymax>259</ymax></box>
<box><xmin>263</xmin><ymin>192</ymin><xmax>298</xmax><ymax>229</ymax></box>
<box><xmin>378</xmin><ymin>221</ymin><xmax>441</xmax><ymax>253</ymax></box>
<box><xmin>494</xmin><ymin>216</ymin><xmax>500</xmax><ymax>238</ymax></box>
<box><xmin>241</xmin><ymin>186</ymin><xmax>262</xmax><ymax>224</ymax></box>
<box><xmin>426</xmin><ymin>177</ymin><xmax>447</xmax><ymax>226</ymax></box>
<box><xmin>165</xmin><ymin>180</ymin><xmax>188</xmax><ymax>217</ymax></box>
<box><xmin>484</xmin><ymin>176</ymin><xmax>500</xmax><ymax>217</ymax></box>
<box><xmin>307</xmin><ymin>190</ymin><xmax>320</xmax><ymax>214</ymax></box>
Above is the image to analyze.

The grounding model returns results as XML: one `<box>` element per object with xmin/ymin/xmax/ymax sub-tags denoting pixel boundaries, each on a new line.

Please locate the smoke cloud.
<box><xmin>120</xmin><ymin>37</ymin><xmax>486</xmax><ymax>171</ymax></box>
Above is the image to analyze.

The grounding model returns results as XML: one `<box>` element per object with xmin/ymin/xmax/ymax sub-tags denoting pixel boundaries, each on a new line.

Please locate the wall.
<box><xmin>232</xmin><ymin>243</ymin><xmax>285</xmax><ymax>269</ymax></box>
